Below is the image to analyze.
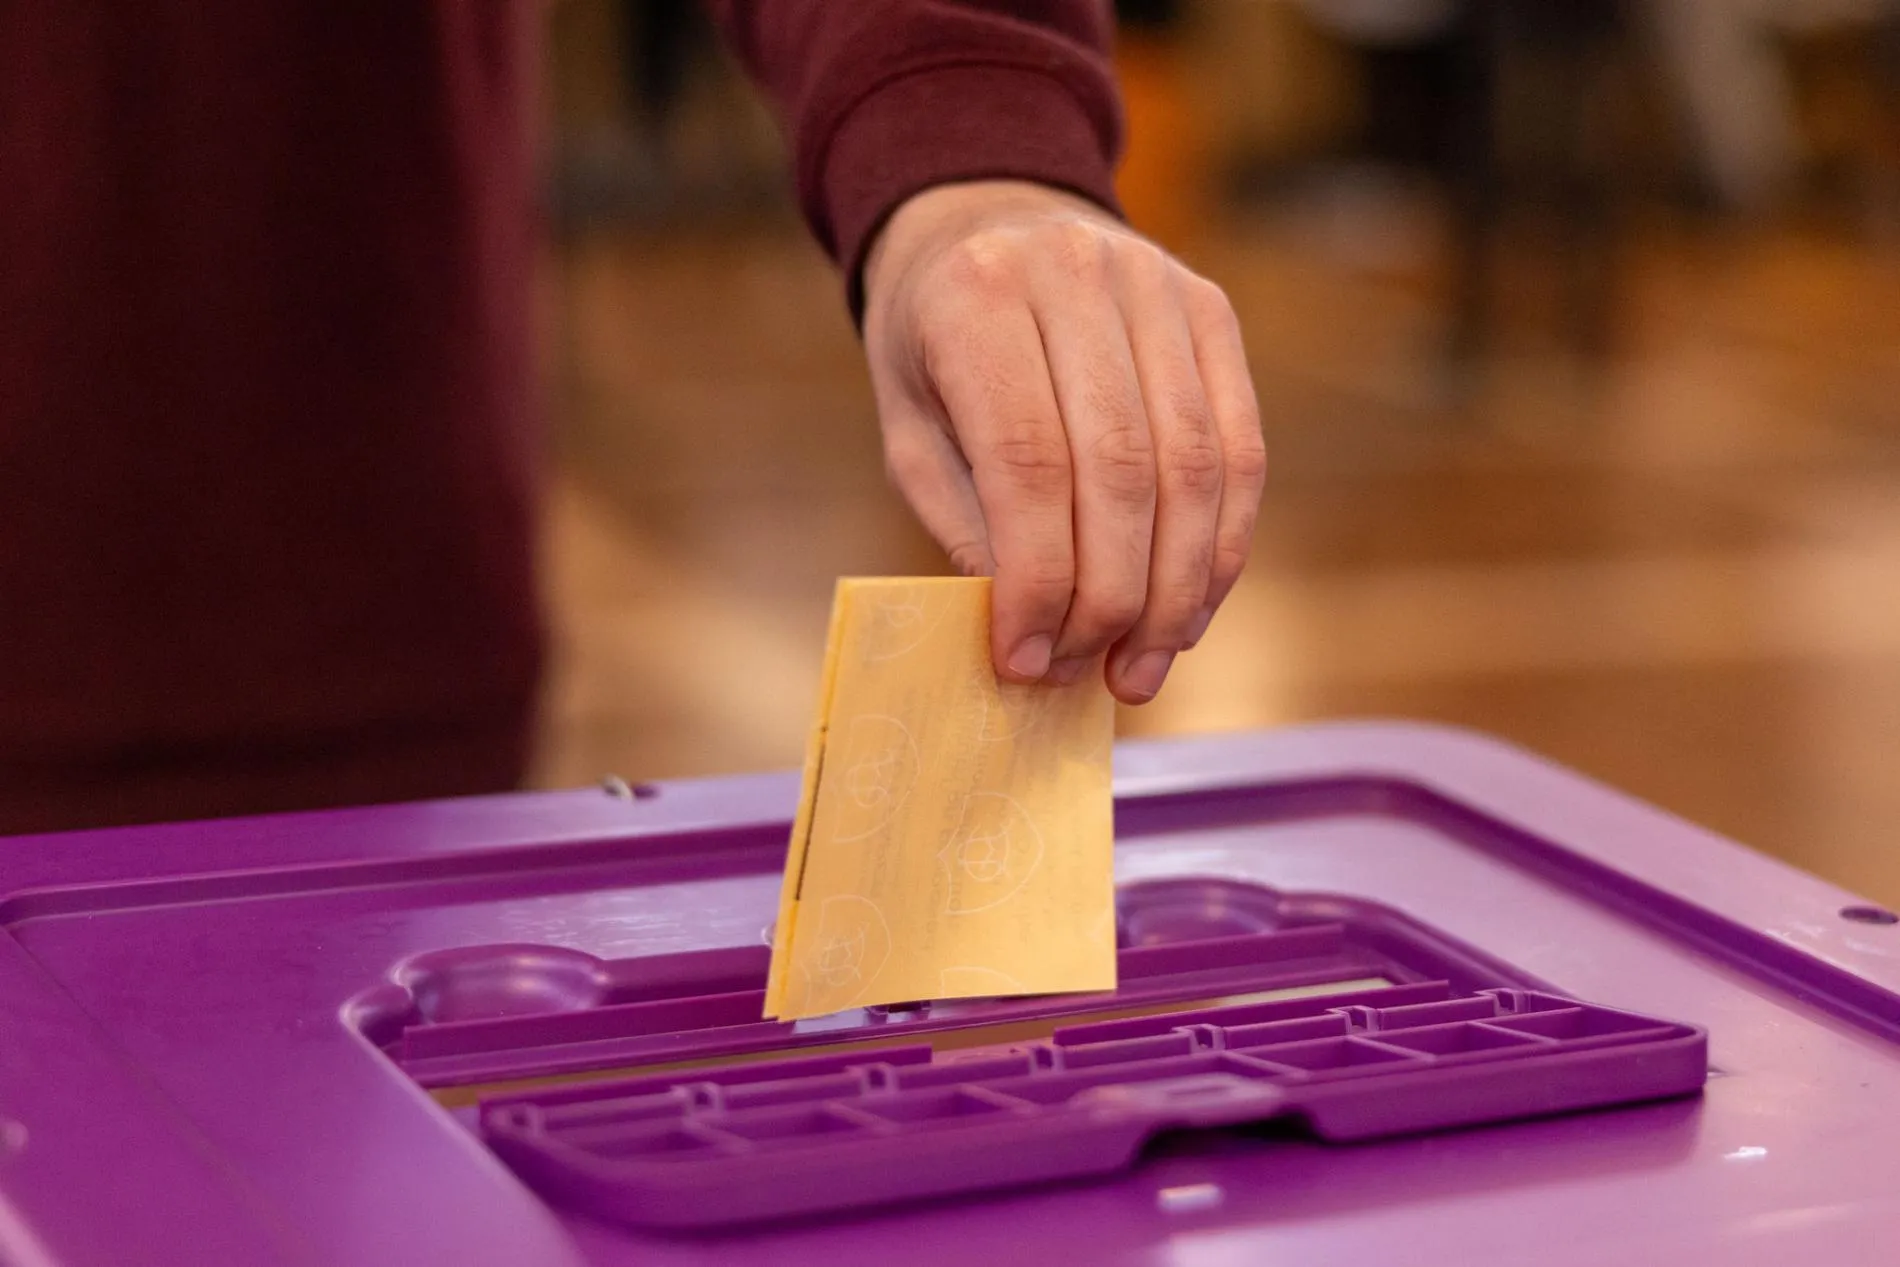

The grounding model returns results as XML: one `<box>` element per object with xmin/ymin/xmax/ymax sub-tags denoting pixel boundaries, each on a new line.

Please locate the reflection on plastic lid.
<box><xmin>1157</xmin><ymin>1183</ymin><xmax>1225</xmax><ymax>1215</ymax></box>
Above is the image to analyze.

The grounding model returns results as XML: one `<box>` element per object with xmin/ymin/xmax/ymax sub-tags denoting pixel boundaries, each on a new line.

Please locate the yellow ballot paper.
<box><xmin>764</xmin><ymin>577</ymin><xmax>1117</xmax><ymax>1021</ymax></box>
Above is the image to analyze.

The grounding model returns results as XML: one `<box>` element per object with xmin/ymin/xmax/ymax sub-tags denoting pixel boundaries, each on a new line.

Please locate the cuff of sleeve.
<box><xmin>817</xmin><ymin>64</ymin><xmax>1124</xmax><ymax>325</ymax></box>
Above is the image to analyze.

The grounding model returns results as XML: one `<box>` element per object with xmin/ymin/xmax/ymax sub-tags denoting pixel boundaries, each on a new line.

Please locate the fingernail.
<box><xmin>1119</xmin><ymin>650</ymin><xmax>1175</xmax><ymax>702</ymax></box>
<box><xmin>1006</xmin><ymin>634</ymin><xmax>1054</xmax><ymax>680</ymax></box>
<box><xmin>1048</xmin><ymin>657</ymin><xmax>1091</xmax><ymax>686</ymax></box>
<box><xmin>1185</xmin><ymin>606</ymin><xmax>1216</xmax><ymax>648</ymax></box>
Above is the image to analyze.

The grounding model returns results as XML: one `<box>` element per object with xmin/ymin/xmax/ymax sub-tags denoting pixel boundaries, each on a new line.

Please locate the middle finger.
<box><xmin>1027</xmin><ymin>235</ymin><xmax>1156</xmax><ymax>670</ymax></box>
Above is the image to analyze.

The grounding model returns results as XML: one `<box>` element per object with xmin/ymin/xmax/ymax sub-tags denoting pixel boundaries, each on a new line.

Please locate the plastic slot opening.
<box><xmin>1486</xmin><ymin>1008</ymin><xmax>1679</xmax><ymax>1042</ymax></box>
<box><xmin>1364</xmin><ymin>1022</ymin><xmax>1548</xmax><ymax>1058</ymax></box>
<box><xmin>711</xmin><ymin>1105</ymin><xmax>877</xmax><ymax>1143</ymax></box>
<box><xmin>428</xmin><ymin>976</ymin><xmax>1397</xmax><ymax>1109</ymax></box>
<box><xmin>1247</xmin><ymin>1036</ymin><xmax>1428</xmax><ymax>1075</ymax></box>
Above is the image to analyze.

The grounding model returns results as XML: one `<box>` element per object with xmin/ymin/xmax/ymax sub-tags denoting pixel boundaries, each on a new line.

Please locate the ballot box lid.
<box><xmin>0</xmin><ymin>722</ymin><xmax>1896</xmax><ymax>1266</ymax></box>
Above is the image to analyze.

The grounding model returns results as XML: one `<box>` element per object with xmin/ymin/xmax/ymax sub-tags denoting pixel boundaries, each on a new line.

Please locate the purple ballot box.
<box><xmin>0</xmin><ymin>723</ymin><xmax>1896</xmax><ymax>1265</ymax></box>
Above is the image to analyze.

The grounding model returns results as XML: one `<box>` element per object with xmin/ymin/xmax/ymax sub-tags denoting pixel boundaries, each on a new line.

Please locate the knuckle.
<box><xmin>1048</xmin><ymin>221</ymin><xmax>1109</xmax><ymax>280</ymax></box>
<box><xmin>1097</xmin><ymin>590</ymin><xmax>1148</xmax><ymax>634</ymax></box>
<box><xmin>1065</xmin><ymin>592</ymin><xmax>1145</xmax><ymax>650</ymax></box>
<box><xmin>1122</xmin><ymin>238</ymin><xmax>1173</xmax><ymax>283</ymax></box>
<box><xmin>1147</xmin><ymin>572</ymin><xmax>1216</xmax><ymax>645</ymax></box>
<box><xmin>989</xmin><ymin>420</ymin><xmax>1071</xmax><ymax>496</ymax></box>
<box><xmin>1162</xmin><ymin>430</ymin><xmax>1224</xmax><ymax>498</ymax></box>
<box><xmin>1083</xmin><ymin>423</ymin><xmax>1157</xmax><ymax>506</ymax></box>
<box><xmin>939</xmin><ymin>236</ymin><xmax>1019</xmax><ymax>298</ymax></box>
<box><xmin>1183</xmin><ymin>273</ymin><xmax>1235</xmax><ymax>321</ymax></box>
<box><xmin>1224</xmin><ymin>426</ymin><xmax>1269</xmax><ymax>485</ymax></box>
<box><xmin>1211</xmin><ymin>512</ymin><xmax>1259</xmax><ymax>584</ymax></box>
<box><xmin>1213</xmin><ymin>534</ymin><xmax>1253</xmax><ymax>583</ymax></box>
<box><xmin>1006</xmin><ymin>558</ymin><xmax>1077</xmax><ymax>614</ymax></box>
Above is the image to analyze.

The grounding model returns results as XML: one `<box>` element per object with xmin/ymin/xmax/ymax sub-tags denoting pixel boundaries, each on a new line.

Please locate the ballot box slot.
<box><xmin>417</xmin><ymin>975</ymin><xmax>1418</xmax><ymax>1109</ymax></box>
<box><xmin>370</xmin><ymin>878</ymin><xmax>1541</xmax><ymax>1107</ymax></box>
<box><xmin>338</xmin><ymin>875</ymin><xmax>1712</xmax><ymax>1228</ymax></box>
<box><xmin>477</xmin><ymin>983</ymin><xmax>1707</xmax><ymax>1230</ymax></box>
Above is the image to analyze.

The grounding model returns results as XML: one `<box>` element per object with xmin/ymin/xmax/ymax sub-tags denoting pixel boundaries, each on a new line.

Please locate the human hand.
<box><xmin>861</xmin><ymin>179</ymin><xmax>1266</xmax><ymax>705</ymax></box>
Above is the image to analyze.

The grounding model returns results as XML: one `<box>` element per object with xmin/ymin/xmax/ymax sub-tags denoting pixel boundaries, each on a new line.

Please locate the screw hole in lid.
<box><xmin>1840</xmin><ymin>905</ymin><xmax>1899</xmax><ymax>926</ymax></box>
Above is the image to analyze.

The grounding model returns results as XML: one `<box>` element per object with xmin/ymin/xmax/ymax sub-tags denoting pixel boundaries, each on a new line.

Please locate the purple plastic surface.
<box><xmin>479</xmin><ymin>985</ymin><xmax>1705</xmax><ymax>1229</ymax></box>
<box><xmin>368</xmin><ymin>882</ymin><xmax>1556</xmax><ymax>1090</ymax></box>
<box><xmin>1</xmin><ymin>722</ymin><xmax>1898</xmax><ymax>1265</ymax></box>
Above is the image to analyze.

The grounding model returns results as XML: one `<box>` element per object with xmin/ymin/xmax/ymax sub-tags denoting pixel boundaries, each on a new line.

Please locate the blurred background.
<box><xmin>527</xmin><ymin>0</ymin><xmax>1900</xmax><ymax>907</ymax></box>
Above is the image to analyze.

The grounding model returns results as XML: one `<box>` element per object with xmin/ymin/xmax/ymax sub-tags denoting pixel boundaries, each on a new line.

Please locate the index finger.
<box><xmin>924</xmin><ymin>297</ymin><xmax>1076</xmax><ymax>683</ymax></box>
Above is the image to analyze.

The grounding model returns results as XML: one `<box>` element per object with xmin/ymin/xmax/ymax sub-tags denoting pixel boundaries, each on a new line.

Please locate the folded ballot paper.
<box><xmin>764</xmin><ymin>577</ymin><xmax>1117</xmax><ymax>1021</ymax></box>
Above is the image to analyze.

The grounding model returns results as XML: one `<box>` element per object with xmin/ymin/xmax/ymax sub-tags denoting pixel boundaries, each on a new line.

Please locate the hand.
<box><xmin>861</xmin><ymin>180</ymin><xmax>1266</xmax><ymax>705</ymax></box>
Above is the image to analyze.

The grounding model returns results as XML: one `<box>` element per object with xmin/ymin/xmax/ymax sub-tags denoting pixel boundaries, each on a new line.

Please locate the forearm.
<box><xmin>700</xmin><ymin>0</ymin><xmax>1126</xmax><ymax>314</ymax></box>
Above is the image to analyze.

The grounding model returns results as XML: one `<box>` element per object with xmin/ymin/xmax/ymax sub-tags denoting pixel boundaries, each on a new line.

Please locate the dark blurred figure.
<box><xmin>1244</xmin><ymin>2</ymin><xmax>1635</xmax><ymax>366</ymax></box>
<box><xmin>622</xmin><ymin>0</ymin><xmax>702</xmax><ymax>153</ymax></box>
<box><xmin>1</xmin><ymin>11</ymin><xmax>550</xmax><ymax>833</ymax></box>
<box><xmin>1114</xmin><ymin>0</ymin><xmax>1182</xmax><ymax>29</ymax></box>
<box><xmin>1377</xmin><ymin>2</ymin><xmax>1622</xmax><ymax>363</ymax></box>
<box><xmin>1</xmin><ymin>4</ymin><xmax>1265</xmax><ymax>839</ymax></box>
<box><xmin>0</xmin><ymin>5</ymin><xmax>1137</xmax><ymax>834</ymax></box>
<box><xmin>552</xmin><ymin>0</ymin><xmax>769</xmax><ymax>227</ymax></box>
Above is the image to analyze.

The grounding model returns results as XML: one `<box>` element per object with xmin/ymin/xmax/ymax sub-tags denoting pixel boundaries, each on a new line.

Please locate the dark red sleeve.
<box><xmin>703</xmin><ymin>0</ymin><xmax>1126</xmax><ymax>317</ymax></box>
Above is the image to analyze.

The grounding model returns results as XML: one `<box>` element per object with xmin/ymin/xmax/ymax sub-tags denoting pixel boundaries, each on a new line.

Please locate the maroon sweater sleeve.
<box><xmin>703</xmin><ymin>0</ymin><xmax>1126</xmax><ymax>317</ymax></box>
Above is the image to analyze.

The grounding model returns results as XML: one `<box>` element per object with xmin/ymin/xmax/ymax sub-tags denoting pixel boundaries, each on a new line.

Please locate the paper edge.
<box><xmin>762</xmin><ymin>578</ymin><xmax>855</xmax><ymax>1017</ymax></box>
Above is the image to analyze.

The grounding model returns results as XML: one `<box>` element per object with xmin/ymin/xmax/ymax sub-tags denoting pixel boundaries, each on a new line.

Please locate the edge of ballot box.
<box><xmin>2</xmin><ymin>720</ymin><xmax>1891</xmax><ymax>1010</ymax></box>
<box><xmin>0</xmin><ymin>720</ymin><xmax>1897</xmax><ymax>1267</ymax></box>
